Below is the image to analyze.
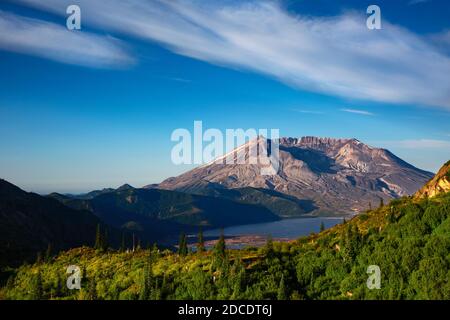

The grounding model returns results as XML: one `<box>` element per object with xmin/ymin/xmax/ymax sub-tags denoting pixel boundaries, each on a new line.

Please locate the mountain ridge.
<box><xmin>415</xmin><ymin>160</ymin><xmax>450</xmax><ymax>198</ymax></box>
<box><xmin>156</xmin><ymin>136</ymin><xmax>434</xmax><ymax>215</ymax></box>
<box><xmin>0</xmin><ymin>179</ymin><xmax>118</xmax><ymax>267</ymax></box>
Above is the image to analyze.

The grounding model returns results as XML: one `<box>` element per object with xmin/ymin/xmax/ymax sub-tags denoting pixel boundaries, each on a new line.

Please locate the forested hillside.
<box><xmin>2</xmin><ymin>188</ymin><xmax>448</xmax><ymax>300</ymax></box>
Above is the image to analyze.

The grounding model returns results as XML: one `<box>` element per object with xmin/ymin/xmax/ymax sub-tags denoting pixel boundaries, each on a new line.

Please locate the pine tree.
<box><xmin>265</xmin><ymin>234</ymin><xmax>274</xmax><ymax>259</ymax></box>
<box><xmin>277</xmin><ymin>275</ymin><xmax>288</xmax><ymax>300</ymax></box>
<box><xmin>231</xmin><ymin>255</ymin><xmax>245</xmax><ymax>299</ymax></box>
<box><xmin>151</xmin><ymin>243</ymin><xmax>159</xmax><ymax>258</ymax></box>
<box><xmin>178</xmin><ymin>232</ymin><xmax>188</xmax><ymax>256</ymax></box>
<box><xmin>88</xmin><ymin>275</ymin><xmax>97</xmax><ymax>300</ymax></box>
<box><xmin>54</xmin><ymin>272</ymin><xmax>62</xmax><ymax>297</ymax></box>
<box><xmin>59</xmin><ymin>269</ymin><xmax>69</xmax><ymax>297</ymax></box>
<box><xmin>94</xmin><ymin>224</ymin><xmax>102</xmax><ymax>250</ymax></box>
<box><xmin>102</xmin><ymin>228</ymin><xmax>109</xmax><ymax>251</ymax></box>
<box><xmin>320</xmin><ymin>221</ymin><xmax>325</xmax><ymax>232</ymax></box>
<box><xmin>214</xmin><ymin>229</ymin><xmax>226</xmax><ymax>258</ymax></box>
<box><xmin>161</xmin><ymin>273</ymin><xmax>167</xmax><ymax>299</ymax></box>
<box><xmin>139</xmin><ymin>264</ymin><xmax>150</xmax><ymax>300</ymax></box>
<box><xmin>137</xmin><ymin>238</ymin><xmax>141</xmax><ymax>251</ymax></box>
<box><xmin>379</xmin><ymin>197</ymin><xmax>384</xmax><ymax>208</ymax></box>
<box><xmin>45</xmin><ymin>243</ymin><xmax>52</xmax><ymax>262</ymax></box>
<box><xmin>120</xmin><ymin>233</ymin><xmax>126</xmax><ymax>252</ymax></box>
<box><xmin>81</xmin><ymin>266</ymin><xmax>87</xmax><ymax>290</ymax></box>
<box><xmin>197</xmin><ymin>227</ymin><xmax>205</xmax><ymax>253</ymax></box>
<box><xmin>31</xmin><ymin>269</ymin><xmax>43</xmax><ymax>300</ymax></box>
<box><xmin>36</xmin><ymin>251</ymin><xmax>42</xmax><ymax>264</ymax></box>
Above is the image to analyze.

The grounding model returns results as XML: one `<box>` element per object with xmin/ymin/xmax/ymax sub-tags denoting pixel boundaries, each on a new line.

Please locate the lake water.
<box><xmin>162</xmin><ymin>216</ymin><xmax>347</xmax><ymax>249</ymax></box>
<box><xmin>203</xmin><ymin>216</ymin><xmax>345</xmax><ymax>239</ymax></box>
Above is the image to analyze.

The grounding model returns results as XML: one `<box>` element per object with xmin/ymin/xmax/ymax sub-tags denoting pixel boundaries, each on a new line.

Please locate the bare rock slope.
<box><xmin>415</xmin><ymin>160</ymin><xmax>450</xmax><ymax>199</ymax></box>
<box><xmin>156</xmin><ymin>137</ymin><xmax>434</xmax><ymax>216</ymax></box>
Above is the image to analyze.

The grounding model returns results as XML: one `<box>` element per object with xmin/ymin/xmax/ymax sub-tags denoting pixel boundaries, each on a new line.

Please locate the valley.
<box><xmin>0</xmin><ymin>136</ymin><xmax>436</xmax><ymax>269</ymax></box>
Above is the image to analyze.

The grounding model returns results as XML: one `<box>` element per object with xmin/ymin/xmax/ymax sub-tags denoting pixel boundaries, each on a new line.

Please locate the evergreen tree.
<box><xmin>120</xmin><ymin>233</ymin><xmax>126</xmax><ymax>252</ymax></box>
<box><xmin>102</xmin><ymin>228</ymin><xmax>109</xmax><ymax>251</ymax></box>
<box><xmin>320</xmin><ymin>221</ymin><xmax>325</xmax><ymax>232</ymax></box>
<box><xmin>81</xmin><ymin>266</ymin><xmax>87</xmax><ymax>290</ymax></box>
<box><xmin>277</xmin><ymin>275</ymin><xmax>288</xmax><ymax>300</ymax></box>
<box><xmin>140</xmin><ymin>264</ymin><xmax>150</xmax><ymax>300</ymax></box>
<box><xmin>214</xmin><ymin>229</ymin><xmax>226</xmax><ymax>258</ymax></box>
<box><xmin>178</xmin><ymin>232</ymin><xmax>188</xmax><ymax>256</ymax></box>
<box><xmin>264</xmin><ymin>234</ymin><xmax>274</xmax><ymax>259</ymax></box>
<box><xmin>53</xmin><ymin>271</ymin><xmax>62</xmax><ymax>298</ymax></box>
<box><xmin>379</xmin><ymin>197</ymin><xmax>385</xmax><ymax>208</ymax></box>
<box><xmin>31</xmin><ymin>269</ymin><xmax>43</xmax><ymax>300</ymax></box>
<box><xmin>45</xmin><ymin>243</ymin><xmax>52</xmax><ymax>262</ymax></box>
<box><xmin>136</xmin><ymin>237</ymin><xmax>141</xmax><ymax>251</ymax></box>
<box><xmin>151</xmin><ymin>243</ymin><xmax>160</xmax><ymax>259</ymax></box>
<box><xmin>197</xmin><ymin>227</ymin><xmax>205</xmax><ymax>253</ymax></box>
<box><xmin>88</xmin><ymin>275</ymin><xmax>97</xmax><ymax>300</ymax></box>
<box><xmin>231</xmin><ymin>256</ymin><xmax>245</xmax><ymax>299</ymax></box>
<box><xmin>36</xmin><ymin>251</ymin><xmax>42</xmax><ymax>265</ymax></box>
<box><xmin>59</xmin><ymin>270</ymin><xmax>69</xmax><ymax>297</ymax></box>
<box><xmin>94</xmin><ymin>224</ymin><xmax>102</xmax><ymax>250</ymax></box>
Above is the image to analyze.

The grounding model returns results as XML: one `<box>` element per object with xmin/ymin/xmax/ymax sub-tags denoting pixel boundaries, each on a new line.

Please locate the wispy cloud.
<box><xmin>0</xmin><ymin>10</ymin><xmax>134</xmax><ymax>68</ymax></box>
<box><xmin>340</xmin><ymin>108</ymin><xmax>375</xmax><ymax>116</ymax></box>
<box><xmin>381</xmin><ymin>139</ymin><xmax>450</xmax><ymax>149</ymax></box>
<box><xmin>291</xmin><ymin>109</ymin><xmax>325</xmax><ymax>115</ymax></box>
<box><xmin>165</xmin><ymin>77</ymin><xmax>192</xmax><ymax>83</ymax></box>
<box><xmin>12</xmin><ymin>0</ymin><xmax>450</xmax><ymax>108</ymax></box>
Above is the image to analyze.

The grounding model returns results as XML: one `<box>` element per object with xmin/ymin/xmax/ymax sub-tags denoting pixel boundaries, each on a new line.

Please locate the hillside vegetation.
<box><xmin>2</xmin><ymin>189</ymin><xmax>449</xmax><ymax>300</ymax></box>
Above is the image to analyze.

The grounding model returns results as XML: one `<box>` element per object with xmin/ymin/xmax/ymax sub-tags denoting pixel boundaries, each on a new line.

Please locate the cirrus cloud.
<box><xmin>340</xmin><ymin>108</ymin><xmax>375</xmax><ymax>116</ymax></box>
<box><xmin>10</xmin><ymin>0</ymin><xmax>450</xmax><ymax>108</ymax></box>
<box><xmin>0</xmin><ymin>10</ymin><xmax>134</xmax><ymax>68</ymax></box>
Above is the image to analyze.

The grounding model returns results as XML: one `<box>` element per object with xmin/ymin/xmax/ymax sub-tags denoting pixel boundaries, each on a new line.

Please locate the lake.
<box><xmin>183</xmin><ymin>216</ymin><xmax>346</xmax><ymax>249</ymax></box>
<box><xmin>203</xmin><ymin>216</ymin><xmax>345</xmax><ymax>239</ymax></box>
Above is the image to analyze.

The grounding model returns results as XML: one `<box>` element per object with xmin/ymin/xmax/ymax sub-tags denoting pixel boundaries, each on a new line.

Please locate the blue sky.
<box><xmin>0</xmin><ymin>0</ymin><xmax>449</xmax><ymax>193</ymax></box>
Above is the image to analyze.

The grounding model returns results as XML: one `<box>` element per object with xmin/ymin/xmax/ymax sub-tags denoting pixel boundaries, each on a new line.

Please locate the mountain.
<box><xmin>48</xmin><ymin>187</ymin><xmax>116</xmax><ymax>201</ymax></box>
<box><xmin>50</xmin><ymin>186</ymin><xmax>279</xmax><ymax>241</ymax></box>
<box><xmin>0</xmin><ymin>179</ymin><xmax>115</xmax><ymax>267</ymax></box>
<box><xmin>4</xmin><ymin>161</ymin><xmax>449</xmax><ymax>300</ymax></box>
<box><xmin>415</xmin><ymin>160</ymin><xmax>450</xmax><ymax>198</ymax></box>
<box><xmin>156</xmin><ymin>136</ymin><xmax>434</xmax><ymax>215</ymax></box>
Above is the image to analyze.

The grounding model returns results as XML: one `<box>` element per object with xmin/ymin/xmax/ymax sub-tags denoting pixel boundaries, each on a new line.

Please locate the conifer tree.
<box><xmin>320</xmin><ymin>221</ymin><xmax>325</xmax><ymax>232</ymax></box>
<box><xmin>178</xmin><ymin>232</ymin><xmax>188</xmax><ymax>256</ymax></box>
<box><xmin>139</xmin><ymin>264</ymin><xmax>150</xmax><ymax>300</ymax></box>
<box><xmin>277</xmin><ymin>275</ymin><xmax>288</xmax><ymax>300</ymax></box>
<box><xmin>36</xmin><ymin>251</ymin><xmax>42</xmax><ymax>264</ymax></box>
<box><xmin>120</xmin><ymin>232</ymin><xmax>126</xmax><ymax>252</ymax></box>
<box><xmin>88</xmin><ymin>275</ymin><xmax>97</xmax><ymax>300</ymax></box>
<box><xmin>102</xmin><ymin>228</ymin><xmax>109</xmax><ymax>251</ymax></box>
<box><xmin>197</xmin><ymin>227</ymin><xmax>205</xmax><ymax>253</ymax></box>
<box><xmin>94</xmin><ymin>224</ymin><xmax>102</xmax><ymax>250</ymax></box>
<box><xmin>214</xmin><ymin>229</ymin><xmax>226</xmax><ymax>258</ymax></box>
<box><xmin>54</xmin><ymin>271</ymin><xmax>62</xmax><ymax>297</ymax></box>
<box><xmin>265</xmin><ymin>234</ymin><xmax>274</xmax><ymax>259</ymax></box>
<box><xmin>45</xmin><ymin>243</ymin><xmax>52</xmax><ymax>262</ymax></box>
<box><xmin>31</xmin><ymin>269</ymin><xmax>43</xmax><ymax>300</ymax></box>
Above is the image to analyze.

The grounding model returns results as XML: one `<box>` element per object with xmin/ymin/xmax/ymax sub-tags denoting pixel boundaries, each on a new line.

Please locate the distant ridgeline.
<box><xmin>1</xmin><ymin>161</ymin><xmax>449</xmax><ymax>300</ymax></box>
